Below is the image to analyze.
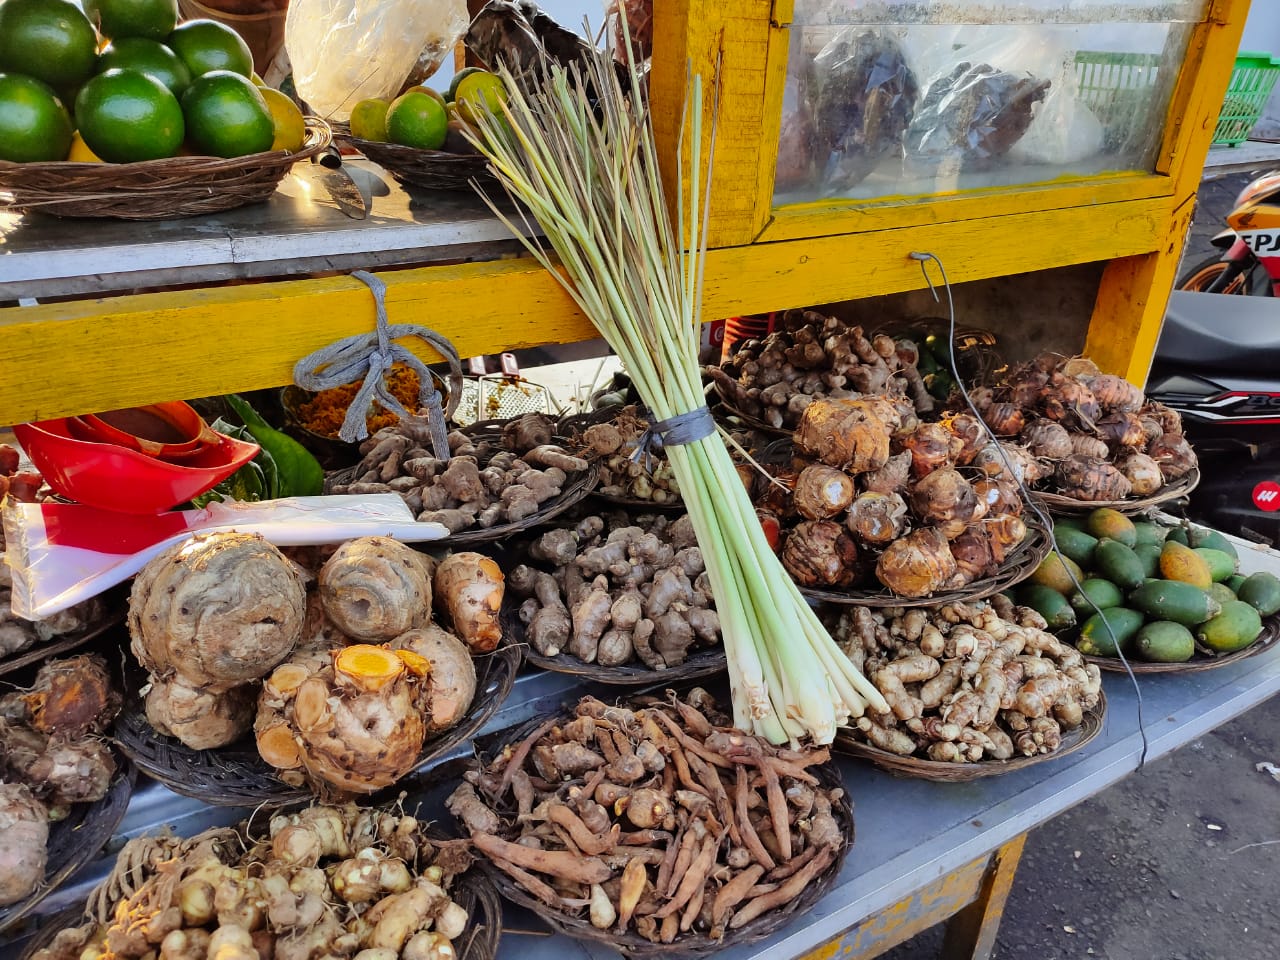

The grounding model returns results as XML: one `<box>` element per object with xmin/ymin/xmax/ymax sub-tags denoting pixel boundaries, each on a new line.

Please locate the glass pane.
<box><xmin>774</xmin><ymin>0</ymin><xmax>1208</xmax><ymax>205</ymax></box>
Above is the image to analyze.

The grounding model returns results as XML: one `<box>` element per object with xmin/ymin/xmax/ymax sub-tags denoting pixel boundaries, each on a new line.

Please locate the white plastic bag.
<box><xmin>3</xmin><ymin>495</ymin><xmax>448</xmax><ymax>620</ymax></box>
<box><xmin>285</xmin><ymin>0</ymin><xmax>468</xmax><ymax>120</ymax></box>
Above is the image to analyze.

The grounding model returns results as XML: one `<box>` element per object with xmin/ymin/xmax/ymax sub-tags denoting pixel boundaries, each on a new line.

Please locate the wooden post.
<box><xmin>939</xmin><ymin>833</ymin><xmax>1028</xmax><ymax>960</ymax></box>
<box><xmin>1085</xmin><ymin>0</ymin><xmax>1252</xmax><ymax>383</ymax></box>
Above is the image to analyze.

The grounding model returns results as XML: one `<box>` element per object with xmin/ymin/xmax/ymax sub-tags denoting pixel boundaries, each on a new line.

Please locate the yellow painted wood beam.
<box><xmin>1086</xmin><ymin>0</ymin><xmax>1252</xmax><ymax>382</ymax></box>
<box><xmin>4</xmin><ymin>194</ymin><xmax>1173</xmax><ymax>424</ymax></box>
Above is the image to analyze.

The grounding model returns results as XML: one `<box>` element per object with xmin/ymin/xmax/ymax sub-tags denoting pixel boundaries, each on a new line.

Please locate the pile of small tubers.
<box><xmin>963</xmin><ymin>353</ymin><xmax>1198</xmax><ymax>501</ymax></box>
<box><xmin>129</xmin><ymin>531</ymin><xmax>503</xmax><ymax>795</ymax></box>
<box><xmin>756</xmin><ymin>396</ymin><xmax>1029</xmax><ymax>598</ymax></box>
<box><xmin>574</xmin><ymin>406</ymin><xmax>683</xmax><ymax>506</ymax></box>
<box><xmin>508</xmin><ymin>512</ymin><xmax>720</xmax><ymax>670</ymax></box>
<box><xmin>0</xmin><ymin>655</ymin><xmax>121</xmax><ymax>907</ymax></box>
<box><xmin>30</xmin><ymin>801</ymin><xmax>476</xmax><ymax>960</ymax></box>
<box><xmin>706</xmin><ymin>310</ymin><xmax>935</xmax><ymax>431</ymax></box>
<box><xmin>330</xmin><ymin>412</ymin><xmax>590</xmax><ymax>534</ymax></box>
<box><xmin>831</xmin><ymin>597</ymin><xmax>1103</xmax><ymax>762</ymax></box>
<box><xmin>447</xmin><ymin>689</ymin><xmax>848</xmax><ymax>944</ymax></box>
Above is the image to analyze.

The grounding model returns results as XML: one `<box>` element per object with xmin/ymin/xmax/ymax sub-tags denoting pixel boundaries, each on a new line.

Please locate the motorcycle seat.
<box><xmin>1156</xmin><ymin>290</ymin><xmax>1280</xmax><ymax>374</ymax></box>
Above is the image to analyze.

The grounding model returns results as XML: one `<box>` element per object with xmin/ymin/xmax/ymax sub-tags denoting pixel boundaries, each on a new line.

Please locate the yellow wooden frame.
<box><xmin>0</xmin><ymin>0</ymin><xmax>1252</xmax><ymax>426</ymax></box>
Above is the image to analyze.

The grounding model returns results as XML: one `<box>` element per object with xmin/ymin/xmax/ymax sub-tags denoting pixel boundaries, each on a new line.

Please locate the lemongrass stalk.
<box><xmin>463</xmin><ymin>40</ymin><xmax>886</xmax><ymax>743</ymax></box>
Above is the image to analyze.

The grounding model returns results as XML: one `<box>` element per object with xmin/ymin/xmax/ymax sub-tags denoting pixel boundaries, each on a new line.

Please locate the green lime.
<box><xmin>167</xmin><ymin>18</ymin><xmax>254</xmax><ymax>78</ymax></box>
<box><xmin>75</xmin><ymin>68</ymin><xmax>184</xmax><ymax>162</ymax></box>
<box><xmin>97</xmin><ymin>37</ymin><xmax>192</xmax><ymax>96</ymax></box>
<box><xmin>348</xmin><ymin>97</ymin><xmax>389</xmax><ymax>142</ymax></box>
<box><xmin>180</xmin><ymin>69</ymin><xmax>272</xmax><ymax>158</ymax></box>
<box><xmin>386</xmin><ymin>90</ymin><xmax>447</xmax><ymax>150</ymax></box>
<box><xmin>0</xmin><ymin>72</ymin><xmax>73</xmax><ymax>162</ymax></box>
<box><xmin>447</xmin><ymin>66</ymin><xmax>483</xmax><ymax>102</ymax></box>
<box><xmin>83</xmin><ymin>0</ymin><xmax>177</xmax><ymax>41</ymax></box>
<box><xmin>454</xmin><ymin>70</ymin><xmax>507</xmax><ymax>126</ymax></box>
<box><xmin>0</xmin><ymin>0</ymin><xmax>98</xmax><ymax>88</ymax></box>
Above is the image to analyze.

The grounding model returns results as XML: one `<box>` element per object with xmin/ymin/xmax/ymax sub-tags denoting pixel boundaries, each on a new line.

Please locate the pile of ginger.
<box><xmin>31</xmin><ymin>802</ymin><xmax>475</xmax><ymax>960</ymax></box>
<box><xmin>833</xmin><ymin>596</ymin><xmax>1102</xmax><ymax>762</ymax></box>
<box><xmin>509</xmin><ymin>512</ymin><xmax>720</xmax><ymax>670</ymax></box>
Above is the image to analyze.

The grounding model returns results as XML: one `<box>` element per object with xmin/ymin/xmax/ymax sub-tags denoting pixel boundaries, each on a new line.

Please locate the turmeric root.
<box><xmin>434</xmin><ymin>552</ymin><xmax>504</xmax><ymax>653</ymax></box>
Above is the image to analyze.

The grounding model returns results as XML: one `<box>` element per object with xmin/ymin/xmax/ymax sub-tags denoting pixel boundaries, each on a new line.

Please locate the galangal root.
<box><xmin>508</xmin><ymin>512</ymin><xmax>719</xmax><ymax>670</ymax></box>
<box><xmin>959</xmin><ymin>352</ymin><xmax>1196</xmax><ymax>501</ymax></box>
<box><xmin>31</xmin><ymin>802</ymin><xmax>476</xmax><ymax>960</ymax></box>
<box><xmin>832</xmin><ymin>599</ymin><xmax>1103</xmax><ymax>762</ymax></box>
<box><xmin>754</xmin><ymin>397</ymin><xmax>1028</xmax><ymax>598</ymax></box>
<box><xmin>447</xmin><ymin>689</ymin><xmax>848</xmax><ymax>943</ymax></box>
<box><xmin>331</xmin><ymin>412</ymin><xmax>589</xmax><ymax>534</ymax></box>
<box><xmin>571</xmin><ymin>405</ymin><xmax>683</xmax><ymax>506</ymax></box>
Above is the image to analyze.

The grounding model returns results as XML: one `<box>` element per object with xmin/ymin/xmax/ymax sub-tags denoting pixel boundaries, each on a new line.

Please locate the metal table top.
<box><xmin>0</xmin><ymin>161</ymin><xmax>530</xmax><ymax>300</ymax></box>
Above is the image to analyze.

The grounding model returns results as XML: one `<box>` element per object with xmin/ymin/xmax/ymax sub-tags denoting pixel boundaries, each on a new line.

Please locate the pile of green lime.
<box><xmin>0</xmin><ymin>0</ymin><xmax>305</xmax><ymax>164</ymax></box>
<box><xmin>349</xmin><ymin>67</ymin><xmax>509</xmax><ymax>154</ymax></box>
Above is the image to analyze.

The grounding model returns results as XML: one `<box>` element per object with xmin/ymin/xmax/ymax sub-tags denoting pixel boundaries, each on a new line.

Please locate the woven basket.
<box><xmin>0</xmin><ymin>118</ymin><xmax>331</xmax><ymax>220</ymax></box>
<box><xmin>18</xmin><ymin>837</ymin><xmax>503</xmax><ymax>960</ymax></box>
<box><xmin>799</xmin><ymin>517</ymin><xmax>1051</xmax><ymax>608</ymax></box>
<box><xmin>112</xmin><ymin>641</ymin><xmax>520</xmax><ymax>807</ymax></box>
<box><xmin>833</xmin><ymin>691</ymin><xmax>1106</xmax><ymax>783</ymax></box>
<box><xmin>1033</xmin><ymin>468</ymin><xmax>1201</xmax><ymax>516</ymax></box>
<box><xmin>0</xmin><ymin>761</ymin><xmax>136</xmax><ymax>936</ymax></box>
<box><xmin>0</xmin><ymin>607</ymin><xmax>124</xmax><ymax>678</ymax></box>
<box><xmin>465</xmin><ymin>712</ymin><xmax>854</xmax><ymax>957</ymax></box>
<box><xmin>349</xmin><ymin>136</ymin><xmax>495</xmax><ymax>192</ymax></box>
<box><xmin>1081</xmin><ymin>613</ymin><xmax>1279</xmax><ymax>674</ymax></box>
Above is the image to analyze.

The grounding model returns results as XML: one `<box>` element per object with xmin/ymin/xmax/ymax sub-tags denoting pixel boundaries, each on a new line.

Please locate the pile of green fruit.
<box><xmin>1016</xmin><ymin>508</ymin><xmax>1280</xmax><ymax>663</ymax></box>
<box><xmin>0</xmin><ymin>0</ymin><xmax>301</xmax><ymax>164</ymax></box>
<box><xmin>348</xmin><ymin>67</ymin><xmax>509</xmax><ymax>154</ymax></box>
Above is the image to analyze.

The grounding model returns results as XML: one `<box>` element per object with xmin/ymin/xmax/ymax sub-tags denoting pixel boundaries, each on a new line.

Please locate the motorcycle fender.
<box><xmin>1210</xmin><ymin>228</ymin><xmax>1237</xmax><ymax>249</ymax></box>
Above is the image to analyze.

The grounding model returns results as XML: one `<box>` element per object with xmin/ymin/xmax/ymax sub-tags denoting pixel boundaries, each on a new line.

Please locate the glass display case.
<box><xmin>774</xmin><ymin>0</ymin><xmax>1208</xmax><ymax>204</ymax></box>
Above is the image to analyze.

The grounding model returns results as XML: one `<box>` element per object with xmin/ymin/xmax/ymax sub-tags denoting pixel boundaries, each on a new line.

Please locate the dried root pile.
<box><xmin>129</xmin><ymin>532</ymin><xmax>500</xmax><ymax>795</ymax></box>
<box><xmin>330</xmin><ymin>412</ymin><xmax>589</xmax><ymax>533</ymax></box>
<box><xmin>707</xmin><ymin>310</ymin><xmax>935</xmax><ymax>430</ymax></box>
<box><xmin>448</xmin><ymin>690</ymin><xmax>847</xmax><ymax>944</ymax></box>
<box><xmin>832</xmin><ymin>597</ymin><xmax>1102</xmax><ymax>762</ymax></box>
<box><xmin>31</xmin><ymin>802</ymin><xmax>476</xmax><ymax>960</ymax></box>
<box><xmin>757</xmin><ymin>397</ymin><xmax>1028</xmax><ymax>598</ymax></box>
<box><xmin>966</xmin><ymin>354</ymin><xmax>1197</xmax><ymax>501</ymax></box>
<box><xmin>509</xmin><ymin>513</ymin><xmax>719</xmax><ymax>670</ymax></box>
<box><xmin>0</xmin><ymin>655</ymin><xmax>120</xmax><ymax>906</ymax></box>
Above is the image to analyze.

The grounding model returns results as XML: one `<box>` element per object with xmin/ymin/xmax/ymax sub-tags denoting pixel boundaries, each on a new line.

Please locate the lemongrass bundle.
<box><xmin>465</xmin><ymin>43</ymin><xmax>888</xmax><ymax>743</ymax></box>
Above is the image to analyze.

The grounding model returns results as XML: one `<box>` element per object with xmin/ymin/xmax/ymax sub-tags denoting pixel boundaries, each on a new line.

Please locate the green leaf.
<box><xmin>225</xmin><ymin>394</ymin><xmax>324</xmax><ymax>497</ymax></box>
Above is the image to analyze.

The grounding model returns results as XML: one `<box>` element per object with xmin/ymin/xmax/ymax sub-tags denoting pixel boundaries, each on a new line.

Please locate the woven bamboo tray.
<box><xmin>0</xmin><ymin>607</ymin><xmax>125</xmax><ymax>678</ymax></box>
<box><xmin>833</xmin><ymin>691</ymin><xmax>1106</xmax><ymax>783</ymax></box>
<box><xmin>1080</xmin><ymin>613</ymin><xmax>1280</xmax><ymax>674</ymax></box>
<box><xmin>465</xmin><ymin>711</ymin><xmax>854</xmax><ymax>957</ymax></box>
<box><xmin>1033</xmin><ymin>468</ymin><xmax>1201</xmax><ymax>516</ymax></box>
<box><xmin>348</xmin><ymin>136</ymin><xmax>494</xmax><ymax>192</ymax></box>
<box><xmin>798</xmin><ymin>517</ymin><xmax>1051</xmax><ymax>608</ymax></box>
<box><xmin>0</xmin><ymin>760</ymin><xmax>136</xmax><ymax>937</ymax></box>
<box><xmin>112</xmin><ymin>641</ymin><xmax>520</xmax><ymax>807</ymax></box>
<box><xmin>0</xmin><ymin>118</ymin><xmax>330</xmax><ymax>220</ymax></box>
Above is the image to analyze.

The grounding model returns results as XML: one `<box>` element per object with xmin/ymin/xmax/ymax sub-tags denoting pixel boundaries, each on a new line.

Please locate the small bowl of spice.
<box><xmin>281</xmin><ymin>364</ymin><xmax>451</xmax><ymax>467</ymax></box>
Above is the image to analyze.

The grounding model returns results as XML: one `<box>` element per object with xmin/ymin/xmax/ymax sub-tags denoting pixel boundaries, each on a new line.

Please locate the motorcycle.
<box><xmin>1175</xmin><ymin>168</ymin><xmax>1280</xmax><ymax>295</ymax></box>
<box><xmin>1146</xmin><ymin>291</ymin><xmax>1280</xmax><ymax>542</ymax></box>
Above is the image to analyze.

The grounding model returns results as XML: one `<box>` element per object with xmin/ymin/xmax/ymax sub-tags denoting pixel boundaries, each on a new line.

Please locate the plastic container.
<box><xmin>14</xmin><ymin>419</ymin><xmax>259</xmax><ymax>515</ymax></box>
<box><xmin>1212</xmin><ymin>52</ymin><xmax>1280</xmax><ymax>147</ymax></box>
<box><xmin>1073</xmin><ymin>51</ymin><xmax>1162</xmax><ymax>152</ymax></box>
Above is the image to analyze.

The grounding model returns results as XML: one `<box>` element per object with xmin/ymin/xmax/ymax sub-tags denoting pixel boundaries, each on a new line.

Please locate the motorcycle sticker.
<box><xmin>1237</xmin><ymin>229</ymin><xmax>1280</xmax><ymax>255</ymax></box>
<box><xmin>1252</xmin><ymin>481</ymin><xmax>1280</xmax><ymax>512</ymax></box>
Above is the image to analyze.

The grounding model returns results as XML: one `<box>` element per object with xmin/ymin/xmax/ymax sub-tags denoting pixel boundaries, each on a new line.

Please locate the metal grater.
<box><xmin>453</xmin><ymin>354</ymin><xmax>557</xmax><ymax>425</ymax></box>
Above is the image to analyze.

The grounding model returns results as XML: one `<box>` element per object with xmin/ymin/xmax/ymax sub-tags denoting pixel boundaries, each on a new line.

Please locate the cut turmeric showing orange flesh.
<box><xmin>335</xmin><ymin>644</ymin><xmax>405</xmax><ymax>692</ymax></box>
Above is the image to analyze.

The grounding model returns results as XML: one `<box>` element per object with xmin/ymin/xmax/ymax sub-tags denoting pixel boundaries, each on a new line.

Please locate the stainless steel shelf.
<box><xmin>0</xmin><ymin>161</ymin><xmax>531</xmax><ymax>300</ymax></box>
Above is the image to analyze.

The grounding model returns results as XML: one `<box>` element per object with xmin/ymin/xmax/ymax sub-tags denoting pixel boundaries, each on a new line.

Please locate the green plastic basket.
<box><xmin>1213</xmin><ymin>52</ymin><xmax>1280</xmax><ymax>147</ymax></box>
<box><xmin>1073</xmin><ymin>51</ymin><xmax>1163</xmax><ymax>153</ymax></box>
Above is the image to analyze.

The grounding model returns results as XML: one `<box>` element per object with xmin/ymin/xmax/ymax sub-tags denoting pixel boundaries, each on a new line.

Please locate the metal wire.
<box><xmin>909</xmin><ymin>250</ymin><xmax>1150</xmax><ymax>767</ymax></box>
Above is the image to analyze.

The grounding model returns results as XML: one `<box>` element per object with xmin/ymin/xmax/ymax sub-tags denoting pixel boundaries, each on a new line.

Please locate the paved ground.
<box><xmin>879</xmin><ymin>173</ymin><xmax>1280</xmax><ymax>960</ymax></box>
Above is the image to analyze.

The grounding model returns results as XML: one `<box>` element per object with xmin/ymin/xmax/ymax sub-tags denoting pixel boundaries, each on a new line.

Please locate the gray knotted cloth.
<box><xmin>292</xmin><ymin>270</ymin><xmax>464</xmax><ymax>457</ymax></box>
<box><xmin>629</xmin><ymin>405</ymin><xmax>717</xmax><ymax>470</ymax></box>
